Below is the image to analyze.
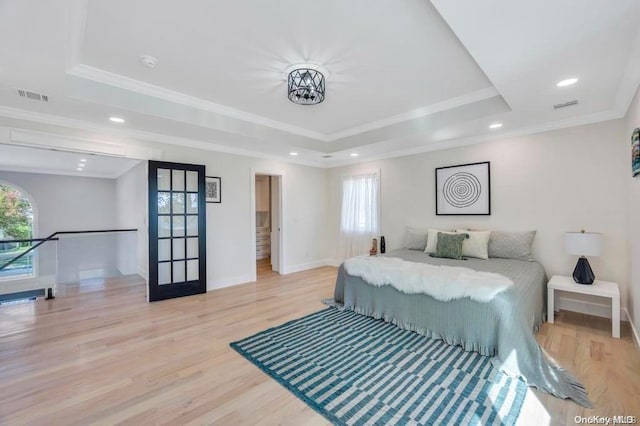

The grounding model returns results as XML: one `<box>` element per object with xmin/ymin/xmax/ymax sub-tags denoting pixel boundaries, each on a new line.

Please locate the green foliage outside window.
<box><xmin>0</xmin><ymin>185</ymin><xmax>33</xmax><ymax>242</ymax></box>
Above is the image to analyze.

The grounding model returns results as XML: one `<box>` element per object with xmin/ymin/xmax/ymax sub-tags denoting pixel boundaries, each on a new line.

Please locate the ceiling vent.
<box><xmin>553</xmin><ymin>100</ymin><xmax>577</xmax><ymax>109</ymax></box>
<box><xmin>18</xmin><ymin>89</ymin><xmax>48</xmax><ymax>102</ymax></box>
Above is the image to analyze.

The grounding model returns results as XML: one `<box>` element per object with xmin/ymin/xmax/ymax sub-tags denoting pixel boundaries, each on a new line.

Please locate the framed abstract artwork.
<box><xmin>435</xmin><ymin>162</ymin><xmax>490</xmax><ymax>215</ymax></box>
<box><xmin>632</xmin><ymin>128</ymin><xmax>640</xmax><ymax>177</ymax></box>
<box><xmin>205</xmin><ymin>176</ymin><xmax>221</xmax><ymax>203</ymax></box>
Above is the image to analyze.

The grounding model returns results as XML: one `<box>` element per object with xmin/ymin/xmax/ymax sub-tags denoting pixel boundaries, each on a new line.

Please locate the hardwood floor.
<box><xmin>256</xmin><ymin>257</ymin><xmax>278</xmax><ymax>280</ymax></box>
<box><xmin>0</xmin><ymin>267</ymin><xmax>638</xmax><ymax>425</ymax></box>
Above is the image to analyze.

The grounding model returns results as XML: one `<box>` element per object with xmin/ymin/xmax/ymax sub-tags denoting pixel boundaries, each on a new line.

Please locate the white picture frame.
<box><xmin>435</xmin><ymin>162</ymin><xmax>490</xmax><ymax>215</ymax></box>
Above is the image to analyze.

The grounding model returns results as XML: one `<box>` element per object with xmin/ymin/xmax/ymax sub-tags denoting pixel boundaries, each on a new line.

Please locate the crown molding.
<box><xmin>0</xmin><ymin>106</ymin><xmax>326</xmax><ymax>168</ymax></box>
<box><xmin>68</xmin><ymin>65</ymin><xmax>503</xmax><ymax>144</ymax></box>
<box><xmin>10</xmin><ymin>128</ymin><xmax>127</xmax><ymax>157</ymax></box>
<box><xmin>8</xmin><ymin>128</ymin><xmax>165</xmax><ymax>162</ymax></box>
<box><xmin>63</xmin><ymin>5</ymin><xmax>504</xmax><ymax>146</ymax></box>
<box><xmin>0</xmin><ymin>105</ymin><xmax>623</xmax><ymax>170</ymax></box>
<box><xmin>326</xmin><ymin>87</ymin><xmax>501</xmax><ymax>141</ymax></box>
<box><xmin>325</xmin><ymin>109</ymin><xmax>622</xmax><ymax>168</ymax></box>
<box><xmin>68</xmin><ymin>64</ymin><xmax>330</xmax><ymax>141</ymax></box>
<box><xmin>0</xmin><ymin>164</ymin><xmax>126</xmax><ymax>180</ymax></box>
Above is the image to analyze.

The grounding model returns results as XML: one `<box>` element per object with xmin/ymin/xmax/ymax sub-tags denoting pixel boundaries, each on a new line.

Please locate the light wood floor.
<box><xmin>0</xmin><ymin>267</ymin><xmax>638</xmax><ymax>425</ymax></box>
<box><xmin>257</xmin><ymin>257</ymin><xmax>278</xmax><ymax>280</ymax></box>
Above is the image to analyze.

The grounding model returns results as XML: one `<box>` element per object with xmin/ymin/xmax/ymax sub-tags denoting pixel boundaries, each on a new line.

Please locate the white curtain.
<box><xmin>338</xmin><ymin>172</ymin><xmax>380</xmax><ymax>260</ymax></box>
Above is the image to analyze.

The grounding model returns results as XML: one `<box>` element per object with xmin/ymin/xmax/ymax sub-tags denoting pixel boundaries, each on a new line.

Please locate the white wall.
<box><xmin>156</xmin><ymin>148</ymin><xmax>330</xmax><ymax>289</ymax></box>
<box><xmin>193</xmin><ymin>153</ymin><xmax>328</xmax><ymax>289</ymax></box>
<box><xmin>115</xmin><ymin>162</ymin><xmax>147</xmax><ymax>278</ymax></box>
<box><xmin>0</xmin><ymin>133</ymin><xmax>329</xmax><ymax>290</ymax></box>
<box><xmin>0</xmin><ymin>171</ymin><xmax>118</xmax><ymax>235</ymax></box>
<box><xmin>328</xmin><ymin>119</ymin><xmax>630</xmax><ymax>314</ymax></box>
<box><xmin>0</xmin><ymin>171</ymin><xmax>119</xmax><ymax>282</ymax></box>
<box><xmin>625</xmin><ymin>86</ymin><xmax>640</xmax><ymax>335</ymax></box>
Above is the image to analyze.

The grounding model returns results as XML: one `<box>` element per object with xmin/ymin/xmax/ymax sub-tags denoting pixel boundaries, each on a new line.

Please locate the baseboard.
<box><xmin>78</xmin><ymin>269</ymin><xmax>106</xmax><ymax>280</ymax></box>
<box><xmin>282</xmin><ymin>259</ymin><xmax>335</xmax><ymax>275</ymax></box>
<box><xmin>556</xmin><ymin>295</ymin><xmax>628</xmax><ymax>321</ymax></box>
<box><xmin>136</xmin><ymin>266</ymin><xmax>148</xmax><ymax>281</ymax></box>
<box><xmin>326</xmin><ymin>259</ymin><xmax>341</xmax><ymax>267</ymax></box>
<box><xmin>626</xmin><ymin>309</ymin><xmax>640</xmax><ymax>348</ymax></box>
<box><xmin>203</xmin><ymin>260</ymin><xmax>336</xmax><ymax>291</ymax></box>
<box><xmin>207</xmin><ymin>274</ymin><xmax>254</xmax><ymax>291</ymax></box>
<box><xmin>0</xmin><ymin>275</ymin><xmax>55</xmax><ymax>295</ymax></box>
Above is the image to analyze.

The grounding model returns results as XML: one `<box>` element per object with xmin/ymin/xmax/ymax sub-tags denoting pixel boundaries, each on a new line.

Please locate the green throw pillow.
<box><xmin>432</xmin><ymin>232</ymin><xmax>469</xmax><ymax>260</ymax></box>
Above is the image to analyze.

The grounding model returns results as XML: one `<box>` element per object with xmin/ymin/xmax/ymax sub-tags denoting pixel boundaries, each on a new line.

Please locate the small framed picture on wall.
<box><xmin>206</xmin><ymin>176</ymin><xmax>221</xmax><ymax>203</ymax></box>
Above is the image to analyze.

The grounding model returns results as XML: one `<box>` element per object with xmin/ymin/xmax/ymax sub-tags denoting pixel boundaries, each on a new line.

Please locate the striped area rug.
<box><xmin>230</xmin><ymin>307</ymin><xmax>527</xmax><ymax>426</ymax></box>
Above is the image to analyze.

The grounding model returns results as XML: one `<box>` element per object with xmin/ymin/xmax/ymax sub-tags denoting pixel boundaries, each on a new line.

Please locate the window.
<box><xmin>339</xmin><ymin>172</ymin><xmax>380</xmax><ymax>259</ymax></box>
<box><xmin>0</xmin><ymin>184</ymin><xmax>35</xmax><ymax>280</ymax></box>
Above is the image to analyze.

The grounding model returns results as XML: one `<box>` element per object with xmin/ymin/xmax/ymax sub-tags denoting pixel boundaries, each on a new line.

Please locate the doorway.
<box><xmin>0</xmin><ymin>143</ymin><xmax>146</xmax><ymax>302</ymax></box>
<box><xmin>253</xmin><ymin>173</ymin><xmax>282</xmax><ymax>280</ymax></box>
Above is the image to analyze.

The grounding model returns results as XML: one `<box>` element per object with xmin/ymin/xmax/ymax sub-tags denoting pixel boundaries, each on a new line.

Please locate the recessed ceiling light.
<box><xmin>76</xmin><ymin>167</ymin><xmax>83</xmax><ymax>171</ymax></box>
<box><xmin>80</xmin><ymin>158</ymin><xmax>87</xmax><ymax>162</ymax></box>
<box><xmin>109</xmin><ymin>117</ymin><xmax>125</xmax><ymax>123</ymax></box>
<box><xmin>350</xmin><ymin>153</ymin><xmax>359</xmax><ymax>157</ymax></box>
<box><xmin>489</xmin><ymin>123</ymin><xmax>503</xmax><ymax>129</ymax></box>
<box><xmin>557</xmin><ymin>78</ymin><xmax>578</xmax><ymax>87</ymax></box>
<box><xmin>289</xmin><ymin>152</ymin><xmax>298</xmax><ymax>156</ymax></box>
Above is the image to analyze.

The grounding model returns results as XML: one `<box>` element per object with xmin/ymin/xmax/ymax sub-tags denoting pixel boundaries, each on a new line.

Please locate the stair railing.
<box><xmin>0</xmin><ymin>229</ymin><xmax>137</xmax><ymax>272</ymax></box>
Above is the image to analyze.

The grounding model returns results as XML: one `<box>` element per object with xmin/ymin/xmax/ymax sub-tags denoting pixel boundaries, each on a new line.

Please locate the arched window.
<box><xmin>0</xmin><ymin>183</ymin><xmax>35</xmax><ymax>280</ymax></box>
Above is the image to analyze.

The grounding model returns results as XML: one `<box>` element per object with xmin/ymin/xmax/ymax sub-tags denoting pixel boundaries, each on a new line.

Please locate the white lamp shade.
<box><xmin>564</xmin><ymin>232</ymin><xmax>603</xmax><ymax>257</ymax></box>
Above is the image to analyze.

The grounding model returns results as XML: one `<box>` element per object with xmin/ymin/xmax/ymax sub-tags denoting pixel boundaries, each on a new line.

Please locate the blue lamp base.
<box><xmin>573</xmin><ymin>256</ymin><xmax>595</xmax><ymax>285</ymax></box>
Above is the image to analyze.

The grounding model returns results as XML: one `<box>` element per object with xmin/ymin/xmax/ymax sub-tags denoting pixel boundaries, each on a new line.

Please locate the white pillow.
<box><xmin>424</xmin><ymin>229</ymin><xmax>456</xmax><ymax>254</ymax></box>
<box><xmin>456</xmin><ymin>229</ymin><xmax>491</xmax><ymax>259</ymax></box>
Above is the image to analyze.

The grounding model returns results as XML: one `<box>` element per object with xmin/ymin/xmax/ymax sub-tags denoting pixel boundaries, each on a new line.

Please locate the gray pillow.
<box><xmin>404</xmin><ymin>227</ymin><xmax>428</xmax><ymax>250</ymax></box>
<box><xmin>431</xmin><ymin>232</ymin><xmax>469</xmax><ymax>260</ymax></box>
<box><xmin>488</xmin><ymin>231</ymin><xmax>536</xmax><ymax>261</ymax></box>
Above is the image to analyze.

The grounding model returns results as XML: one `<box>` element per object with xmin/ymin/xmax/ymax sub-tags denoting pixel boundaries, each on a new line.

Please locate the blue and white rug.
<box><xmin>230</xmin><ymin>307</ymin><xmax>528</xmax><ymax>425</ymax></box>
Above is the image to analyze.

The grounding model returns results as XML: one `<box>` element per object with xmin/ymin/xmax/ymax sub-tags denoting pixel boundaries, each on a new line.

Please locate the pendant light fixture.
<box><xmin>287</xmin><ymin>68</ymin><xmax>325</xmax><ymax>105</ymax></box>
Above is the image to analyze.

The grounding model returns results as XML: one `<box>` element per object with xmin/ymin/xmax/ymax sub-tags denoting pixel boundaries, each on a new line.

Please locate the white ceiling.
<box><xmin>0</xmin><ymin>144</ymin><xmax>141</xmax><ymax>179</ymax></box>
<box><xmin>80</xmin><ymin>0</ymin><xmax>493</xmax><ymax>135</ymax></box>
<box><xmin>0</xmin><ymin>0</ymin><xmax>639</xmax><ymax>167</ymax></box>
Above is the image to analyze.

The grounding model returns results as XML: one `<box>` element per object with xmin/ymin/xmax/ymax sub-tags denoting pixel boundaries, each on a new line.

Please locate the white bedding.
<box><xmin>343</xmin><ymin>256</ymin><xmax>513</xmax><ymax>302</ymax></box>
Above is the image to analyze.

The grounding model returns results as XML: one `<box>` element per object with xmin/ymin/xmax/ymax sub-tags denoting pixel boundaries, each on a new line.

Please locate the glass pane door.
<box><xmin>148</xmin><ymin>161</ymin><xmax>206</xmax><ymax>301</ymax></box>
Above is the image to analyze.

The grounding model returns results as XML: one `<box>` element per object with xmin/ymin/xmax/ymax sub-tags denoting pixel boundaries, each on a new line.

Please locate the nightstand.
<box><xmin>547</xmin><ymin>275</ymin><xmax>620</xmax><ymax>338</ymax></box>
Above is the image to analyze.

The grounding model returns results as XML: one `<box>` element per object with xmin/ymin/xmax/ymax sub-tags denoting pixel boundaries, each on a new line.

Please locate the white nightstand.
<box><xmin>547</xmin><ymin>275</ymin><xmax>620</xmax><ymax>338</ymax></box>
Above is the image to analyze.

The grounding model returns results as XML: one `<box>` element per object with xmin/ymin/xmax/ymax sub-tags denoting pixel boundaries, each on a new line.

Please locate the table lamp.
<box><xmin>564</xmin><ymin>230</ymin><xmax>603</xmax><ymax>284</ymax></box>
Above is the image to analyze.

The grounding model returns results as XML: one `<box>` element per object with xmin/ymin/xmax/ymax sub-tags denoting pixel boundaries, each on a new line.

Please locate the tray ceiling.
<box><xmin>0</xmin><ymin>0</ymin><xmax>638</xmax><ymax>166</ymax></box>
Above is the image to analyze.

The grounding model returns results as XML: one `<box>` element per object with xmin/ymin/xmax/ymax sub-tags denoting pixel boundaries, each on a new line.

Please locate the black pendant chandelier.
<box><xmin>287</xmin><ymin>68</ymin><xmax>325</xmax><ymax>105</ymax></box>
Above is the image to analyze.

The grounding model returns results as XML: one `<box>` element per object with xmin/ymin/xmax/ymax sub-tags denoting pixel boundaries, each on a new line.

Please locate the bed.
<box><xmin>328</xmin><ymin>248</ymin><xmax>591</xmax><ymax>407</ymax></box>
